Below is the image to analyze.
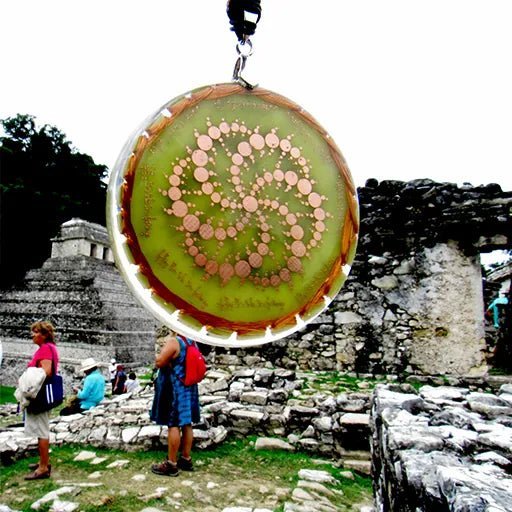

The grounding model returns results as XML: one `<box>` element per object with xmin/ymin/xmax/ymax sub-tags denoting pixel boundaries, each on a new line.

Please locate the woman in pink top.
<box><xmin>24</xmin><ymin>320</ymin><xmax>60</xmax><ymax>480</ymax></box>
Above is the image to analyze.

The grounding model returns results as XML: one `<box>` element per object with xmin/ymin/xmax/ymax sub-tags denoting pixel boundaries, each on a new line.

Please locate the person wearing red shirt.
<box><xmin>24</xmin><ymin>321</ymin><xmax>60</xmax><ymax>480</ymax></box>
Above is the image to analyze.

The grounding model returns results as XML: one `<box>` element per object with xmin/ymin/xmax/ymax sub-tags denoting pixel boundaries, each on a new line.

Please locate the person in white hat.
<box><xmin>108</xmin><ymin>357</ymin><xmax>117</xmax><ymax>391</ymax></box>
<box><xmin>60</xmin><ymin>358</ymin><xmax>105</xmax><ymax>416</ymax></box>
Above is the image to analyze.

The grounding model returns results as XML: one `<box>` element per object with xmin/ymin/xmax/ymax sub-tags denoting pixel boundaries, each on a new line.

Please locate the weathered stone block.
<box><xmin>334</xmin><ymin>312</ymin><xmax>363</xmax><ymax>324</ymax></box>
<box><xmin>137</xmin><ymin>425</ymin><xmax>161</xmax><ymax>441</ymax></box>
<box><xmin>339</xmin><ymin>413</ymin><xmax>370</xmax><ymax>427</ymax></box>
<box><xmin>297</xmin><ymin>438</ymin><xmax>320</xmax><ymax>452</ymax></box>
<box><xmin>229</xmin><ymin>409</ymin><xmax>266</xmax><ymax>424</ymax></box>
<box><xmin>371</xmin><ymin>275</ymin><xmax>399</xmax><ymax>290</ymax></box>
<box><xmin>255</xmin><ymin>437</ymin><xmax>294</xmax><ymax>452</ymax></box>
<box><xmin>121</xmin><ymin>427</ymin><xmax>140</xmax><ymax>444</ymax></box>
<box><xmin>268</xmin><ymin>389</ymin><xmax>288</xmax><ymax>403</ymax></box>
<box><xmin>240</xmin><ymin>391</ymin><xmax>268</xmax><ymax>406</ymax></box>
<box><xmin>312</xmin><ymin>417</ymin><xmax>332</xmax><ymax>432</ymax></box>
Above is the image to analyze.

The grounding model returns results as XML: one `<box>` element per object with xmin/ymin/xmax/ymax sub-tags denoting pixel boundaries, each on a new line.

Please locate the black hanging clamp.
<box><xmin>232</xmin><ymin>40</ymin><xmax>256</xmax><ymax>89</ymax></box>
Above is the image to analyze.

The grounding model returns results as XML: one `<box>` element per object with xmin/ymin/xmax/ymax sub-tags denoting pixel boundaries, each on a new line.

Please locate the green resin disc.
<box><xmin>107</xmin><ymin>83</ymin><xmax>358</xmax><ymax>347</ymax></box>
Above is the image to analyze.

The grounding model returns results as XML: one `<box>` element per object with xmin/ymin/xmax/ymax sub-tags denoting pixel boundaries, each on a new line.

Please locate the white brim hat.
<box><xmin>80</xmin><ymin>357</ymin><xmax>98</xmax><ymax>373</ymax></box>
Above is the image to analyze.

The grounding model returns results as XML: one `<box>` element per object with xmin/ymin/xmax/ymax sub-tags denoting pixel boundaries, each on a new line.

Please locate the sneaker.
<box><xmin>177</xmin><ymin>456</ymin><xmax>193</xmax><ymax>471</ymax></box>
<box><xmin>151</xmin><ymin>460</ymin><xmax>179</xmax><ymax>477</ymax></box>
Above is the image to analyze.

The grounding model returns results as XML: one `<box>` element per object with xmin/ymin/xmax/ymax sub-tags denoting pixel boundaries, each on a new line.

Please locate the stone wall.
<box><xmin>206</xmin><ymin>243</ymin><xmax>487</xmax><ymax>376</ymax></box>
<box><xmin>3</xmin><ymin>373</ymin><xmax>512</xmax><ymax>510</ymax></box>
<box><xmin>0</xmin><ymin>368</ymin><xmax>372</xmax><ymax>472</ymax></box>
<box><xmin>370</xmin><ymin>383</ymin><xmax>512</xmax><ymax>511</ymax></box>
<box><xmin>2</xmin><ymin>179</ymin><xmax>511</xmax><ymax>380</ymax></box>
<box><xmin>347</xmin><ymin>243</ymin><xmax>486</xmax><ymax>376</ymax></box>
<box><xmin>208</xmin><ymin>179</ymin><xmax>512</xmax><ymax>377</ymax></box>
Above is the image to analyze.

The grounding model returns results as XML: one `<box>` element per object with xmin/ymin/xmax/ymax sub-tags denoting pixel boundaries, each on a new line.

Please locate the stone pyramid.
<box><xmin>0</xmin><ymin>219</ymin><xmax>157</xmax><ymax>385</ymax></box>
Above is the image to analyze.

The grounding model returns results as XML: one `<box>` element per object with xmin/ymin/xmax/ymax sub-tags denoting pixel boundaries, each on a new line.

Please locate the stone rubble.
<box><xmin>283</xmin><ymin>470</ymin><xmax>345</xmax><ymax>512</ymax></box>
<box><xmin>30</xmin><ymin>486</ymin><xmax>78</xmax><ymax>510</ymax></box>
<box><xmin>371</xmin><ymin>383</ymin><xmax>512</xmax><ymax>511</ymax></box>
<box><xmin>6</xmin><ymin>369</ymin><xmax>512</xmax><ymax>509</ymax></box>
<box><xmin>0</xmin><ymin>368</ymin><xmax>372</xmax><ymax>468</ymax></box>
<box><xmin>2</xmin><ymin>179</ymin><xmax>512</xmax><ymax>393</ymax></box>
<box><xmin>0</xmin><ymin>369</ymin><xmax>376</xmax><ymax>510</ymax></box>
<box><xmin>218</xmin><ymin>468</ymin><xmax>370</xmax><ymax>512</ymax></box>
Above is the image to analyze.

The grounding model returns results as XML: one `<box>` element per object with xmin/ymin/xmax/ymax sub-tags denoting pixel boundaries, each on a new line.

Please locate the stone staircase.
<box><xmin>0</xmin><ymin>255</ymin><xmax>156</xmax><ymax>355</ymax></box>
<box><xmin>0</xmin><ymin>220</ymin><xmax>158</xmax><ymax>388</ymax></box>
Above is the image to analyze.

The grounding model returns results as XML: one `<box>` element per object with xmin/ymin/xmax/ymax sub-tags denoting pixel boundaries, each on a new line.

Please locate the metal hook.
<box><xmin>232</xmin><ymin>39</ymin><xmax>258</xmax><ymax>90</ymax></box>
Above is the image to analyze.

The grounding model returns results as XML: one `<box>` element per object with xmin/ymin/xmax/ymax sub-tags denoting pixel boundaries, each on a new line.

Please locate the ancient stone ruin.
<box><xmin>1</xmin><ymin>368</ymin><xmax>512</xmax><ymax>510</ymax></box>
<box><xmin>1</xmin><ymin>179</ymin><xmax>511</xmax><ymax>387</ymax></box>
<box><xmin>371</xmin><ymin>382</ymin><xmax>512</xmax><ymax>511</ymax></box>
<box><xmin>0</xmin><ymin>218</ymin><xmax>156</xmax><ymax>387</ymax></box>
<box><xmin>0</xmin><ymin>178</ymin><xmax>511</xmax><ymax>511</ymax></box>
<box><xmin>211</xmin><ymin>179</ymin><xmax>512</xmax><ymax>377</ymax></box>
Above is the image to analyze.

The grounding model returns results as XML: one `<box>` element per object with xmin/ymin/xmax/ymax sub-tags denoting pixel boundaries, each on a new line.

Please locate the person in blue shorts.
<box><xmin>150</xmin><ymin>332</ymin><xmax>200</xmax><ymax>476</ymax></box>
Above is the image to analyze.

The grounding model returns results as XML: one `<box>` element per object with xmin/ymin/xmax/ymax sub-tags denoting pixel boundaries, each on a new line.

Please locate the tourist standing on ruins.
<box><xmin>23</xmin><ymin>321</ymin><xmax>60</xmax><ymax>480</ymax></box>
<box><xmin>150</xmin><ymin>331</ymin><xmax>200</xmax><ymax>476</ymax></box>
<box><xmin>486</xmin><ymin>293</ymin><xmax>509</xmax><ymax>328</ymax></box>
<box><xmin>108</xmin><ymin>357</ymin><xmax>117</xmax><ymax>391</ymax></box>
<box><xmin>112</xmin><ymin>364</ymin><xmax>127</xmax><ymax>394</ymax></box>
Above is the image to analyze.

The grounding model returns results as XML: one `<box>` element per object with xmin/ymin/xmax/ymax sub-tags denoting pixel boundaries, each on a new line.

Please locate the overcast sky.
<box><xmin>1</xmin><ymin>0</ymin><xmax>511</xmax><ymax>193</ymax></box>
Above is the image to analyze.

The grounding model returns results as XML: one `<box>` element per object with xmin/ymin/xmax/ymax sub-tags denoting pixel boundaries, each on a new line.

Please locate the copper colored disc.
<box><xmin>183</xmin><ymin>214</ymin><xmax>200</xmax><ymax>232</ymax></box>
<box><xmin>242</xmin><ymin>196</ymin><xmax>258</xmax><ymax>213</ymax></box>
<box><xmin>248</xmin><ymin>253</ymin><xmax>263</xmax><ymax>268</ymax></box>
<box><xmin>194</xmin><ymin>167</ymin><xmax>209</xmax><ymax>183</ymax></box>
<box><xmin>199</xmin><ymin>223</ymin><xmax>214</xmax><ymax>240</ymax></box>
<box><xmin>235</xmin><ymin>260</ymin><xmax>251</xmax><ymax>278</ymax></box>
<box><xmin>172</xmin><ymin>201</ymin><xmax>188</xmax><ymax>217</ymax></box>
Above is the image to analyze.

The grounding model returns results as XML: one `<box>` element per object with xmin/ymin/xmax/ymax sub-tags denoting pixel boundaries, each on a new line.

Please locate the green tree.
<box><xmin>0</xmin><ymin>114</ymin><xmax>108</xmax><ymax>288</ymax></box>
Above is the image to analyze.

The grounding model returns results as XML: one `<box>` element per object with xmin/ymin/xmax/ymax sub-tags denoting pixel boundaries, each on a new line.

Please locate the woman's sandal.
<box><xmin>24</xmin><ymin>468</ymin><xmax>51</xmax><ymax>480</ymax></box>
<box><xmin>28</xmin><ymin>463</ymin><xmax>51</xmax><ymax>473</ymax></box>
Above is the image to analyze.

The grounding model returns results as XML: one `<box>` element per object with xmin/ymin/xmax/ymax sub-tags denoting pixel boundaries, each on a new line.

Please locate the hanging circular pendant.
<box><xmin>107</xmin><ymin>83</ymin><xmax>358</xmax><ymax>347</ymax></box>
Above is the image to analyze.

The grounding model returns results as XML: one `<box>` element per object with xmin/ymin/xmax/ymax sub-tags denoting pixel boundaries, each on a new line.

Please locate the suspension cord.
<box><xmin>227</xmin><ymin>0</ymin><xmax>262</xmax><ymax>89</ymax></box>
<box><xmin>227</xmin><ymin>0</ymin><xmax>262</xmax><ymax>43</ymax></box>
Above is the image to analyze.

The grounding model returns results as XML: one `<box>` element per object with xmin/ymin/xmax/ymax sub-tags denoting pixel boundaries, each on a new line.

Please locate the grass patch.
<box><xmin>199</xmin><ymin>436</ymin><xmax>312</xmax><ymax>483</ymax></box>
<box><xmin>302</xmin><ymin>371</ymin><xmax>385</xmax><ymax>394</ymax></box>
<box><xmin>0</xmin><ymin>385</ymin><xmax>16</xmax><ymax>405</ymax></box>
<box><xmin>0</xmin><ymin>438</ymin><xmax>373</xmax><ymax>511</ymax></box>
<box><xmin>404</xmin><ymin>378</ymin><xmax>423</xmax><ymax>391</ymax></box>
<box><xmin>488</xmin><ymin>366</ymin><xmax>511</xmax><ymax>376</ymax></box>
<box><xmin>338</xmin><ymin>472</ymin><xmax>373</xmax><ymax>501</ymax></box>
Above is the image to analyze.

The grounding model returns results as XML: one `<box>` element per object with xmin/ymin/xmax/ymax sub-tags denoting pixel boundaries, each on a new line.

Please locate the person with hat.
<box><xmin>108</xmin><ymin>357</ymin><xmax>117</xmax><ymax>390</ymax></box>
<box><xmin>60</xmin><ymin>357</ymin><xmax>105</xmax><ymax>415</ymax></box>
